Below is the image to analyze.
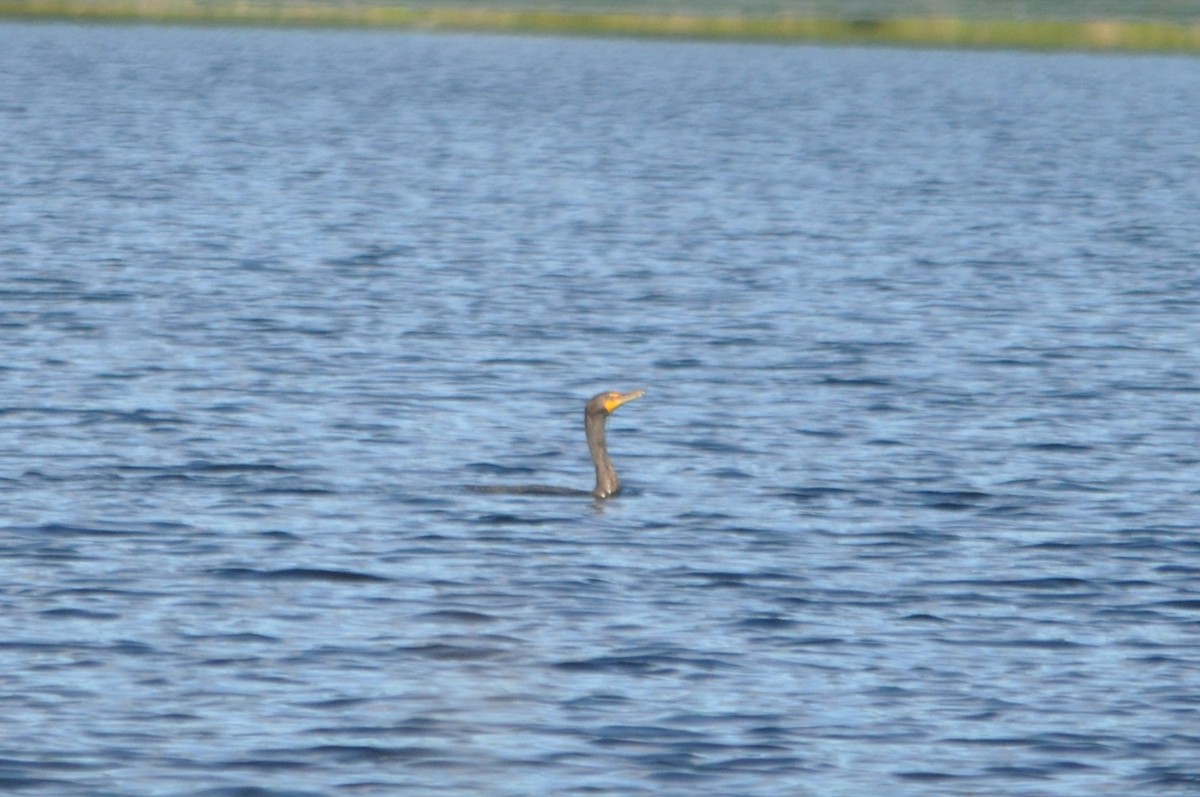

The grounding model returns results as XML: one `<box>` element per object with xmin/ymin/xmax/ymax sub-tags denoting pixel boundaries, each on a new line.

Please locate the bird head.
<box><xmin>586</xmin><ymin>389</ymin><xmax>645</xmax><ymax>418</ymax></box>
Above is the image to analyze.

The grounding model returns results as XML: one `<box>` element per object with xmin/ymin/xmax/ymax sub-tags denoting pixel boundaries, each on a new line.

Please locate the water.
<box><xmin>2</xmin><ymin>22</ymin><xmax>1199</xmax><ymax>796</ymax></box>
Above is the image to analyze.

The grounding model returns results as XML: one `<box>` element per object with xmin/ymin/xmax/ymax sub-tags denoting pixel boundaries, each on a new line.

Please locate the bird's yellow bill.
<box><xmin>604</xmin><ymin>389</ymin><xmax>645</xmax><ymax>413</ymax></box>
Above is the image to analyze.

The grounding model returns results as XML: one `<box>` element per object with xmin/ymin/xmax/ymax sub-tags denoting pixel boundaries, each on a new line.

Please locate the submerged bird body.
<box><xmin>474</xmin><ymin>389</ymin><xmax>644</xmax><ymax>499</ymax></box>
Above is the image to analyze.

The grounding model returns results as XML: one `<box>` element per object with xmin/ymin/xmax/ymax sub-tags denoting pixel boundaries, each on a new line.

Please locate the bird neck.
<box><xmin>585</xmin><ymin>412</ymin><xmax>619</xmax><ymax>498</ymax></box>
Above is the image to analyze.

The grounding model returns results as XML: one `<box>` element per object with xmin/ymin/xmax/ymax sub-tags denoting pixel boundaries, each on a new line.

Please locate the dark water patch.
<box><xmin>302</xmin><ymin>717</ymin><xmax>445</xmax><ymax>734</ymax></box>
<box><xmin>184</xmin><ymin>632</ymin><xmax>281</xmax><ymax>644</ymax></box>
<box><xmin>297</xmin><ymin>697</ymin><xmax>374</xmax><ymax>710</ymax></box>
<box><xmin>788</xmin><ymin>636</ymin><xmax>847</xmax><ymax>647</ymax></box>
<box><xmin>852</xmin><ymin>528</ymin><xmax>960</xmax><ymax>546</ymax></box>
<box><xmin>71</xmin><ymin>408</ymin><xmax>186</xmax><ymax>428</ymax></box>
<box><xmin>1116</xmin><ymin>382</ymin><xmax>1200</xmax><ymax>395</ymax></box>
<box><xmin>819</xmin><ymin>376</ymin><xmax>894</xmax><ymax>387</ymax></box>
<box><xmin>554</xmin><ymin>653</ymin><xmax>735</xmax><ymax>676</ymax></box>
<box><xmin>906</xmin><ymin>489</ymin><xmax>994</xmax><ymax>511</ymax></box>
<box><xmin>43</xmin><ymin>586</ymin><xmax>166</xmax><ymax>599</ymax></box>
<box><xmin>1152</xmin><ymin>600</ymin><xmax>1200</xmax><ymax>611</ymax></box>
<box><xmin>666</xmin><ymin>568</ymin><xmax>804</xmax><ymax>589</ymax></box>
<box><xmin>472</xmin><ymin>512</ymin><xmax>576</xmax><ymax>525</ymax></box>
<box><xmin>112</xmin><ymin>640</ymin><xmax>158</xmax><ymax>656</ymax></box>
<box><xmin>979</xmin><ymin>503</ymin><xmax>1049</xmax><ymax>518</ymax></box>
<box><xmin>953</xmin><ymin>637</ymin><xmax>1088</xmax><ymax>650</ymax></box>
<box><xmin>642</xmin><ymin>771</ymin><xmax>707</xmax><ymax>784</ymax></box>
<box><xmin>478</xmin><ymin>357</ymin><xmax>562</xmax><ymax>367</ymax></box>
<box><xmin>910</xmin><ymin>489</ymin><xmax>992</xmax><ymax>503</ymax></box>
<box><xmin>199</xmin><ymin>655</ymin><xmax>266</xmax><ymax>668</ymax></box>
<box><xmin>414</xmin><ymin>610</ymin><xmax>497</xmax><ymax>624</ymax></box>
<box><xmin>665</xmin><ymin>711</ymin><xmax>788</xmax><ymax>727</ymax></box>
<box><xmin>708</xmin><ymin>335</ymin><xmax>762</xmax><ymax>348</ymax></box>
<box><xmin>205</xmin><ymin>759</ymin><xmax>318</xmax><ymax>778</ymax></box>
<box><xmin>587</xmin><ymin>724</ymin><xmax>707</xmax><ymax>745</ymax></box>
<box><xmin>394</xmin><ymin>493</ymin><xmax>457</xmax><ymax>509</ymax></box>
<box><xmin>256</xmin><ymin>530</ymin><xmax>303</xmax><ymax>543</ymax></box>
<box><xmin>984</xmin><ymin>764</ymin><xmax>1054</xmax><ymax>778</ymax></box>
<box><xmin>944</xmin><ymin>733</ymin><xmax>1108</xmax><ymax>753</ymax></box>
<box><xmin>1129</xmin><ymin>653</ymin><xmax>1197</xmax><ymax>666</ymax></box>
<box><xmin>184</xmin><ymin>786</ymin><xmax>331</xmax><ymax>796</ymax></box>
<box><xmin>0</xmin><ymin>756</ymin><xmax>113</xmax><ymax>775</ymax></box>
<box><xmin>0</xmin><ymin>543</ymin><xmax>83</xmax><ymax>563</ymax></box>
<box><xmin>1044</xmin><ymin>479</ymin><xmax>1111</xmax><ymax>494</ymax></box>
<box><xmin>1025</xmin><ymin>442</ymin><xmax>1096</xmax><ymax>452</ymax></box>
<box><xmin>0</xmin><ymin>638</ymin><xmax>85</xmax><ymax>652</ymax></box>
<box><xmin>923</xmin><ymin>577</ymin><xmax>1092</xmax><ymax>591</ymax></box>
<box><xmin>186</xmin><ymin>462</ymin><xmax>298</xmax><ymax>474</ymax></box>
<box><xmin>252</xmin><ymin>485</ymin><xmax>336</xmax><ymax>496</ymax></box>
<box><xmin>1032</xmin><ymin>733</ymin><xmax>1118</xmax><ymax>754</ymax></box>
<box><xmin>395</xmin><ymin>643</ymin><xmax>505</xmax><ymax>661</ymax></box>
<box><xmin>677</xmin><ymin>511</ymin><xmax>735</xmax><ymax>523</ymax></box>
<box><xmin>0</xmin><ymin>777</ymin><xmax>82</xmax><ymax>791</ymax></box>
<box><xmin>561</xmin><ymin>692</ymin><xmax>631</xmax><ymax>711</ymax></box>
<box><xmin>324</xmin><ymin>245</ymin><xmax>415</xmax><ymax>268</ymax></box>
<box><xmin>1156</xmin><ymin>564</ymin><xmax>1200</xmax><ymax>575</ymax></box>
<box><xmin>116</xmin><ymin>462</ymin><xmax>308</xmax><ymax>489</ymax></box>
<box><xmin>680</xmin><ymin>438</ymin><xmax>756</xmax><ymax>455</ymax></box>
<box><xmin>1093</xmin><ymin>607</ymin><xmax>1176</xmax><ymax>624</ymax></box>
<box><xmin>466</xmin><ymin>462</ymin><xmax>538</xmax><ymax>476</ymax></box>
<box><xmin>0</xmin><ymin>639</ymin><xmax>156</xmax><ymax>656</ymax></box>
<box><xmin>654</xmin><ymin>357</ymin><xmax>703</xmax><ymax>369</ymax></box>
<box><xmin>699</xmin><ymin>753</ymin><xmax>804</xmax><ymax>773</ymax></box>
<box><xmin>974</xmin><ymin>356</ymin><xmax>1043</xmax><ymax>368</ymax></box>
<box><xmin>18</xmin><ymin>523</ymin><xmax>149</xmax><ymax>538</ymax></box>
<box><xmin>230</xmin><ymin>316</ymin><xmax>336</xmax><ymax>337</ymax></box>
<box><xmin>775</xmin><ymin>486</ymin><xmax>856</xmax><ymax>502</ymax></box>
<box><xmin>207</xmin><ymin>568</ymin><xmax>392</xmax><ymax>583</ymax></box>
<box><xmin>916</xmin><ymin>578</ymin><xmax>1099</xmax><ymax>597</ymax></box>
<box><xmin>734</xmin><ymin>614</ymin><xmax>798</xmax><ymax>630</ymax></box>
<box><xmin>79</xmin><ymin>290</ymin><xmax>136</xmax><ymax>303</ymax></box>
<box><xmin>894</xmin><ymin>770</ymin><xmax>964</xmax><ymax>782</ymax></box>
<box><xmin>796</xmin><ymin>427</ymin><xmax>847</xmax><ymax>439</ymax></box>
<box><xmin>922</xmin><ymin>500</ymin><xmax>974</xmax><ymax>512</ymax></box>
<box><xmin>38</xmin><ymin>608</ymin><xmax>121</xmax><ymax>620</ymax></box>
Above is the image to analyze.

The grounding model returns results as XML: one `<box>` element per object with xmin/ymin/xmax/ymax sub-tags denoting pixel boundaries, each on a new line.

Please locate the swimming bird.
<box><xmin>584</xmin><ymin>389</ymin><xmax>645</xmax><ymax>498</ymax></box>
<box><xmin>473</xmin><ymin>389</ymin><xmax>645</xmax><ymax>499</ymax></box>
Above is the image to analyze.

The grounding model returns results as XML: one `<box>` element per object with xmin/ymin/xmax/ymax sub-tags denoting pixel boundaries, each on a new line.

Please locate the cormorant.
<box><xmin>472</xmin><ymin>389</ymin><xmax>645</xmax><ymax>499</ymax></box>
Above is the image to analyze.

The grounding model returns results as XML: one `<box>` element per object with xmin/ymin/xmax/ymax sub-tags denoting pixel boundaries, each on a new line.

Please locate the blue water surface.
<box><xmin>1</xmin><ymin>22</ymin><xmax>1199</xmax><ymax>796</ymax></box>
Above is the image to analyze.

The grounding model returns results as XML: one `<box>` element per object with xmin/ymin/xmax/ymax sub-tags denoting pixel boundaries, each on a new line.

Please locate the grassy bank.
<box><xmin>3</xmin><ymin>0</ymin><xmax>1200</xmax><ymax>52</ymax></box>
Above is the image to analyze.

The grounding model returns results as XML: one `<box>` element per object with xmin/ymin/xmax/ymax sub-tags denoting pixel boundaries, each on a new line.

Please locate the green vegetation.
<box><xmin>3</xmin><ymin>0</ymin><xmax>1200</xmax><ymax>52</ymax></box>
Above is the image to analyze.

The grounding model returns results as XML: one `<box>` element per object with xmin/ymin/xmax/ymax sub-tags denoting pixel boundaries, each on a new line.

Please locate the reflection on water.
<box><xmin>1</xmin><ymin>22</ymin><xmax>1199</xmax><ymax>797</ymax></box>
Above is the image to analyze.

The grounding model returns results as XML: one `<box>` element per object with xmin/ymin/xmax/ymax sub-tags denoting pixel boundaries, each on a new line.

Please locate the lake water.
<box><xmin>2</xmin><ymin>21</ymin><xmax>1199</xmax><ymax>796</ymax></box>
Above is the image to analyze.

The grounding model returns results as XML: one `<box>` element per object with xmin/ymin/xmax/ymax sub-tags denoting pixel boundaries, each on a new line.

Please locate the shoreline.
<box><xmin>3</xmin><ymin>1</ymin><xmax>1200</xmax><ymax>52</ymax></box>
